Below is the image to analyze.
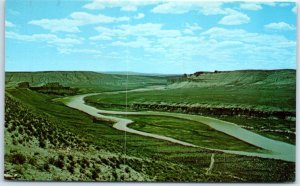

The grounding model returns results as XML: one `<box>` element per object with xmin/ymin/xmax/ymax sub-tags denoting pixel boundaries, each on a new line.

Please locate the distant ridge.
<box><xmin>5</xmin><ymin>71</ymin><xmax>168</xmax><ymax>92</ymax></box>
<box><xmin>193</xmin><ymin>69</ymin><xmax>295</xmax><ymax>75</ymax></box>
<box><xmin>6</xmin><ymin>69</ymin><xmax>295</xmax><ymax>75</ymax></box>
<box><xmin>100</xmin><ymin>71</ymin><xmax>180</xmax><ymax>77</ymax></box>
<box><xmin>168</xmin><ymin>69</ymin><xmax>296</xmax><ymax>89</ymax></box>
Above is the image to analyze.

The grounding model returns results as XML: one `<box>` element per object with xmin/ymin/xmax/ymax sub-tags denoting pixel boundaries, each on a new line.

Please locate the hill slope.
<box><xmin>5</xmin><ymin>71</ymin><xmax>168</xmax><ymax>92</ymax></box>
<box><xmin>168</xmin><ymin>69</ymin><xmax>295</xmax><ymax>89</ymax></box>
<box><xmin>4</xmin><ymin>94</ymin><xmax>153</xmax><ymax>181</ymax></box>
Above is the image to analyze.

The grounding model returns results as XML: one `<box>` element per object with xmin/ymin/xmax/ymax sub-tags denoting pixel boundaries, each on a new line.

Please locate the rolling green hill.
<box><xmin>168</xmin><ymin>69</ymin><xmax>295</xmax><ymax>89</ymax></box>
<box><xmin>5</xmin><ymin>71</ymin><xmax>168</xmax><ymax>93</ymax></box>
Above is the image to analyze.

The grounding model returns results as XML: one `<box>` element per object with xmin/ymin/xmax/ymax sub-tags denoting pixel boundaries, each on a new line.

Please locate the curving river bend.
<box><xmin>58</xmin><ymin>88</ymin><xmax>295</xmax><ymax>162</ymax></box>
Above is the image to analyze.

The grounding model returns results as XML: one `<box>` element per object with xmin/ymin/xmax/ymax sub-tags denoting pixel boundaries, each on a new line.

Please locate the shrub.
<box><xmin>10</xmin><ymin>153</ymin><xmax>26</xmax><ymax>164</ymax></box>
<box><xmin>67</xmin><ymin>165</ymin><xmax>75</xmax><ymax>174</ymax></box>
<box><xmin>18</xmin><ymin>138</ymin><xmax>24</xmax><ymax>144</ymax></box>
<box><xmin>112</xmin><ymin>171</ymin><xmax>118</xmax><ymax>181</ymax></box>
<box><xmin>12</xmin><ymin>139</ymin><xmax>18</xmax><ymax>145</ymax></box>
<box><xmin>54</xmin><ymin>159</ymin><xmax>65</xmax><ymax>169</ymax></box>
<box><xmin>28</xmin><ymin>157</ymin><xmax>37</xmax><ymax>166</ymax></box>
<box><xmin>92</xmin><ymin>170</ymin><xmax>99</xmax><ymax>180</ymax></box>
<box><xmin>18</xmin><ymin>127</ymin><xmax>24</xmax><ymax>134</ymax></box>
<box><xmin>58</xmin><ymin>154</ymin><xmax>65</xmax><ymax>160</ymax></box>
<box><xmin>44</xmin><ymin>163</ymin><xmax>50</xmax><ymax>172</ymax></box>
<box><xmin>39</xmin><ymin>140</ymin><xmax>46</xmax><ymax>148</ymax></box>
<box><xmin>80</xmin><ymin>168</ymin><xmax>85</xmax><ymax>174</ymax></box>
<box><xmin>125</xmin><ymin>167</ymin><xmax>130</xmax><ymax>173</ymax></box>
<box><xmin>48</xmin><ymin>157</ymin><xmax>55</xmax><ymax>165</ymax></box>
<box><xmin>68</xmin><ymin>155</ymin><xmax>74</xmax><ymax>161</ymax></box>
<box><xmin>70</xmin><ymin>160</ymin><xmax>75</xmax><ymax>167</ymax></box>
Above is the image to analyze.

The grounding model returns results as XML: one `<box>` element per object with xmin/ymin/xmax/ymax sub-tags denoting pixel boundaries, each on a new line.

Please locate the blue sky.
<box><xmin>5</xmin><ymin>0</ymin><xmax>297</xmax><ymax>74</ymax></box>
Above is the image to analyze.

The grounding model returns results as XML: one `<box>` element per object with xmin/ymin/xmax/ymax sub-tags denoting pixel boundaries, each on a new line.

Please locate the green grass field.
<box><xmin>109</xmin><ymin>114</ymin><xmax>266</xmax><ymax>153</ymax></box>
<box><xmin>85</xmin><ymin>84</ymin><xmax>295</xmax><ymax>112</ymax></box>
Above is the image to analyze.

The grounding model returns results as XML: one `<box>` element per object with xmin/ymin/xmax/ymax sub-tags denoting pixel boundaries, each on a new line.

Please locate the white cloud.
<box><xmin>198</xmin><ymin>27</ymin><xmax>295</xmax><ymax>67</ymax></box>
<box><xmin>29</xmin><ymin>19</ymin><xmax>81</xmax><ymax>33</ymax></box>
<box><xmin>29</xmin><ymin>12</ymin><xmax>130</xmax><ymax>33</ymax></box>
<box><xmin>5</xmin><ymin>31</ymin><xmax>82</xmax><ymax>48</ymax></box>
<box><xmin>119</xmin><ymin>23</ymin><xmax>181</xmax><ymax>37</ymax></box>
<box><xmin>218</xmin><ymin>9</ymin><xmax>250</xmax><ymax>25</ymax></box>
<box><xmin>83</xmin><ymin>0</ymin><xmax>158</xmax><ymax>11</ymax></box>
<box><xmin>292</xmin><ymin>6</ymin><xmax>297</xmax><ymax>14</ymax></box>
<box><xmin>5</xmin><ymin>20</ymin><xmax>15</xmax><ymax>27</ymax></box>
<box><xmin>70</xmin><ymin>12</ymin><xmax>130</xmax><ymax>23</ymax></box>
<box><xmin>186</xmin><ymin>23</ymin><xmax>202</xmax><ymax>31</ymax></box>
<box><xmin>151</xmin><ymin>2</ymin><xmax>194</xmax><ymax>14</ymax></box>
<box><xmin>92</xmin><ymin>23</ymin><xmax>181</xmax><ymax>40</ymax></box>
<box><xmin>151</xmin><ymin>2</ymin><xmax>226</xmax><ymax>15</ymax></box>
<box><xmin>89</xmin><ymin>34</ymin><xmax>113</xmax><ymax>41</ymax></box>
<box><xmin>121</xmin><ymin>5</ymin><xmax>137</xmax><ymax>11</ymax></box>
<box><xmin>199</xmin><ymin>3</ymin><xmax>227</xmax><ymax>15</ymax></box>
<box><xmin>5</xmin><ymin>31</ymin><xmax>105</xmax><ymax>56</ymax></box>
<box><xmin>279</xmin><ymin>3</ymin><xmax>291</xmax><ymax>7</ymax></box>
<box><xmin>262</xmin><ymin>2</ymin><xmax>276</xmax><ymax>7</ymax></box>
<box><xmin>201</xmin><ymin>27</ymin><xmax>295</xmax><ymax>48</ymax></box>
<box><xmin>183</xmin><ymin>23</ymin><xmax>202</xmax><ymax>34</ymax></box>
<box><xmin>240</xmin><ymin>3</ymin><xmax>262</xmax><ymax>11</ymax></box>
<box><xmin>58</xmin><ymin>48</ymin><xmax>102</xmax><ymax>55</ymax></box>
<box><xmin>134</xmin><ymin>13</ymin><xmax>145</xmax><ymax>19</ymax></box>
<box><xmin>112</xmin><ymin>37</ymin><xmax>152</xmax><ymax>48</ymax></box>
<box><xmin>264</xmin><ymin>22</ymin><xmax>296</xmax><ymax>31</ymax></box>
<box><xmin>90</xmin><ymin>24</ymin><xmax>295</xmax><ymax>69</ymax></box>
<box><xmin>5</xmin><ymin>32</ymin><xmax>83</xmax><ymax>50</ymax></box>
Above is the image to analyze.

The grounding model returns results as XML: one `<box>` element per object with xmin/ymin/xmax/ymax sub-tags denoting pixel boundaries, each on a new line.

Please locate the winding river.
<box><xmin>58</xmin><ymin>88</ymin><xmax>295</xmax><ymax>162</ymax></box>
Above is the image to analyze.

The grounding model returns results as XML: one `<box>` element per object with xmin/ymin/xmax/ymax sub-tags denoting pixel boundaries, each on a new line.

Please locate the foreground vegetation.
<box><xmin>5</xmin><ymin>94</ymin><xmax>154</xmax><ymax>181</ymax></box>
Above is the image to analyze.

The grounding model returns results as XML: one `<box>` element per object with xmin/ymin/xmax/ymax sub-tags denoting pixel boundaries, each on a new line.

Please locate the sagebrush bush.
<box><xmin>53</xmin><ymin>159</ymin><xmax>65</xmax><ymax>169</ymax></box>
<box><xmin>10</xmin><ymin>153</ymin><xmax>26</xmax><ymax>165</ymax></box>
<box><xmin>67</xmin><ymin>165</ymin><xmax>75</xmax><ymax>174</ymax></box>
<box><xmin>43</xmin><ymin>163</ymin><xmax>50</xmax><ymax>172</ymax></box>
<box><xmin>28</xmin><ymin>157</ymin><xmax>37</xmax><ymax>166</ymax></box>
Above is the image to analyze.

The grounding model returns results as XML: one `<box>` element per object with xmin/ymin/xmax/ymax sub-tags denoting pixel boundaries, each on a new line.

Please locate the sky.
<box><xmin>5</xmin><ymin>0</ymin><xmax>297</xmax><ymax>74</ymax></box>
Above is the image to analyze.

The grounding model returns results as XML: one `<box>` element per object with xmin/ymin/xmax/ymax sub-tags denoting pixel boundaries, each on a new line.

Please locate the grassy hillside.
<box><xmin>5</xmin><ymin>71</ymin><xmax>168</xmax><ymax>93</ymax></box>
<box><xmin>169</xmin><ymin>69</ymin><xmax>295</xmax><ymax>88</ymax></box>
<box><xmin>4</xmin><ymin>94</ymin><xmax>153</xmax><ymax>181</ymax></box>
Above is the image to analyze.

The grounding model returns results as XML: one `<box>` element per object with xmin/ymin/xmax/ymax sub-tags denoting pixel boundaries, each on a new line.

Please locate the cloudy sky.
<box><xmin>5</xmin><ymin>0</ymin><xmax>297</xmax><ymax>74</ymax></box>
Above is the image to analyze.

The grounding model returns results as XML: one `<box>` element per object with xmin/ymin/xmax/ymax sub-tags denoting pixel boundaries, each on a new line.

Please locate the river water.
<box><xmin>58</xmin><ymin>92</ymin><xmax>295</xmax><ymax>162</ymax></box>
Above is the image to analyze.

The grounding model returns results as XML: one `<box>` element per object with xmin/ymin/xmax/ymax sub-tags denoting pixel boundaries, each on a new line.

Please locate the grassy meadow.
<box><xmin>4</xmin><ymin>70</ymin><xmax>296</xmax><ymax>182</ymax></box>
